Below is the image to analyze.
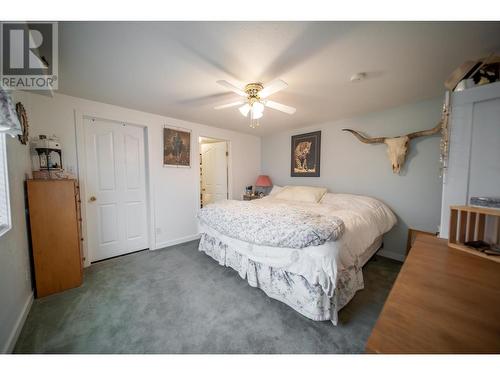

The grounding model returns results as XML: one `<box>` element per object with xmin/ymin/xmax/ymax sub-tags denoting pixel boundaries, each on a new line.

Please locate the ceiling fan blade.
<box><xmin>214</xmin><ymin>100</ymin><xmax>245</xmax><ymax>110</ymax></box>
<box><xmin>259</xmin><ymin>79</ymin><xmax>288</xmax><ymax>98</ymax></box>
<box><xmin>216</xmin><ymin>80</ymin><xmax>247</xmax><ymax>97</ymax></box>
<box><xmin>264</xmin><ymin>100</ymin><xmax>296</xmax><ymax>115</ymax></box>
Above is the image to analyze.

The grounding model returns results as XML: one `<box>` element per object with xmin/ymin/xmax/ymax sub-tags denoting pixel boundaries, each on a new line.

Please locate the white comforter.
<box><xmin>198</xmin><ymin>199</ymin><xmax>345</xmax><ymax>248</ymax></box>
<box><xmin>199</xmin><ymin>193</ymin><xmax>396</xmax><ymax>296</ymax></box>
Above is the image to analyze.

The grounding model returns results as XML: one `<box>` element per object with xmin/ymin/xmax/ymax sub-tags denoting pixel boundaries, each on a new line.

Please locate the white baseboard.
<box><xmin>154</xmin><ymin>233</ymin><xmax>201</xmax><ymax>250</ymax></box>
<box><xmin>377</xmin><ymin>248</ymin><xmax>406</xmax><ymax>262</ymax></box>
<box><xmin>2</xmin><ymin>291</ymin><xmax>33</xmax><ymax>354</ymax></box>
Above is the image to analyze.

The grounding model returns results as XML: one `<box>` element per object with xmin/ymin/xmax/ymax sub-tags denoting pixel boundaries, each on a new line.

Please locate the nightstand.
<box><xmin>243</xmin><ymin>194</ymin><xmax>262</xmax><ymax>201</ymax></box>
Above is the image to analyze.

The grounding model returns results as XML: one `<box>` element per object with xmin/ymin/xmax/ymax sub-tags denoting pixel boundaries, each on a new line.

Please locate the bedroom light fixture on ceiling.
<box><xmin>214</xmin><ymin>79</ymin><xmax>296</xmax><ymax>128</ymax></box>
<box><xmin>238</xmin><ymin>101</ymin><xmax>264</xmax><ymax>120</ymax></box>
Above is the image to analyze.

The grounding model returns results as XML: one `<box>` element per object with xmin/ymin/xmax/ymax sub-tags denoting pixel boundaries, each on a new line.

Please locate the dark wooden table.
<box><xmin>366</xmin><ymin>234</ymin><xmax>500</xmax><ymax>353</ymax></box>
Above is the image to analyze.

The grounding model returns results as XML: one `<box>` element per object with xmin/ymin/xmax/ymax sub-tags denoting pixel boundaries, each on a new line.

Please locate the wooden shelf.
<box><xmin>449</xmin><ymin>243</ymin><xmax>500</xmax><ymax>263</ymax></box>
<box><xmin>449</xmin><ymin>205</ymin><xmax>500</xmax><ymax>263</ymax></box>
<box><xmin>450</xmin><ymin>205</ymin><xmax>500</xmax><ymax>216</ymax></box>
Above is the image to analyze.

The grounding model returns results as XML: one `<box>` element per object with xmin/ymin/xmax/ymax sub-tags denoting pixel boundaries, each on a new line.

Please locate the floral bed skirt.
<box><xmin>198</xmin><ymin>232</ymin><xmax>365</xmax><ymax>325</ymax></box>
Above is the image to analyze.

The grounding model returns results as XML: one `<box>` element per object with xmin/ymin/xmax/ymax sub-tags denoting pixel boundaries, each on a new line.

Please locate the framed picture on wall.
<box><xmin>163</xmin><ymin>126</ymin><xmax>191</xmax><ymax>167</ymax></box>
<box><xmin>291</xmin><ymin>131</ymin><xmax>321</xmax><ymax>177</ymax></box>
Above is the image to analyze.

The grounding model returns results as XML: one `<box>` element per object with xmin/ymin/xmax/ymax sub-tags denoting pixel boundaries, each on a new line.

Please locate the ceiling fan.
<box><xmin>214</xmin><ymin>79</ymin><xmax>296</xmax><ymax>128</ymax></box>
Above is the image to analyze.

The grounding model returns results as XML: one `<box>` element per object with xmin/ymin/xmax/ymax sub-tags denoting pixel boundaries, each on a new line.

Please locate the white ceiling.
<box><xmin>58</xmin><ymin>21</ymin><xmax>500</xmax><ymax>135</ymax></box>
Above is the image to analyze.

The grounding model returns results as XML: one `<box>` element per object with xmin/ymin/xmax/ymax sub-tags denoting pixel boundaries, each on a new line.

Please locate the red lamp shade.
<box><xmin>255</xmin><ymin>175</ymin><xmax>272</xmax><ymax>187</ymax></box>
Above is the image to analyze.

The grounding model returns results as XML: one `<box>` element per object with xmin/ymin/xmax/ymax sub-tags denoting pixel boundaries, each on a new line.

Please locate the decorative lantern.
<box><xmin>32</xmin><ymin>135</ymin><xmax>62</xmax><ymax>171</ymax></box>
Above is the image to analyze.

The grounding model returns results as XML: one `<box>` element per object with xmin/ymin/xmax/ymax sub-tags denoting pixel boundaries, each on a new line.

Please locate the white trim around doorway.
<box><xmin>197</xmin><ymin>135</ymin><xmax>233</xmax><ymax>210</ymax></box>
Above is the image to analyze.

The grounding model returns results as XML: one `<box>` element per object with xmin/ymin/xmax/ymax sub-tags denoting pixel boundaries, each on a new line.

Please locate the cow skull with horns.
<box><xmin>342</xmin><ymin>123</ymin><xmax>442</xmax><ymax>174</ymax></box>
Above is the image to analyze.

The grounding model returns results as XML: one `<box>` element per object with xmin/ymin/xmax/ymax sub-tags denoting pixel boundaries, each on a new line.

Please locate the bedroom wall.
<box><xmin>261</xmin><ymin>97</ymin><xmax>443</xmax><ymax>261</ymax></box>
<box><xmin>11</xmin><ymin>91</ymin><xmax>261</xmax><ymax>262</ymax></box>
<box><xmin>0</xmin><ymin>131</ymin><xmax>33</xmax><ymax>353</ymax></box>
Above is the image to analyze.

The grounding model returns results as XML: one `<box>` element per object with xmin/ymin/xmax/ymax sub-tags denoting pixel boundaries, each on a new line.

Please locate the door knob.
<box><xmin>89</xmin><ymin>196</ymin><xmax>97</xmax><ymax>202</ymax></box>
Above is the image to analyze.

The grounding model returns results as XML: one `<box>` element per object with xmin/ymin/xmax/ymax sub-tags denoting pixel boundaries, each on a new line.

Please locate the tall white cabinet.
<box><xmin>440</xmin><ymin>82</ymin><xmax>500</xmax><ymax>238</ymax></box>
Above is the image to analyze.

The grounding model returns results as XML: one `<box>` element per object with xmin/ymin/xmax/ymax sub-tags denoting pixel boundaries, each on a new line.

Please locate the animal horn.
<box><xmin>406</xmin><ymin>121</ymin><xmax>442</xmax><ymax>139</ymax></box>
<box><xmin>342</xmin><ymin>129</ymin><xmax>386</xmax><ymax>144</ymax></box>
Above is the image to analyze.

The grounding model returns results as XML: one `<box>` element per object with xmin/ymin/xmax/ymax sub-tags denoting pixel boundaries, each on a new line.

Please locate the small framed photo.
<box><xmin>163</xmin><ymin>126</ymin><xmax>191</xmax><ymax>167</ymax></box>
<box><xmin>291</xmin><ymin>131</ymin><xmax>321</xmax><ymax>177</ymax></box>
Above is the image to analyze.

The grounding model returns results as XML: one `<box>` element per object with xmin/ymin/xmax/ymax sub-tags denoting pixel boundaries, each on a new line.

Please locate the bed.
<box><xmin>197</xmin><ymin>186</ymin><xmax>396</xmax><ymax>325</ymax></box>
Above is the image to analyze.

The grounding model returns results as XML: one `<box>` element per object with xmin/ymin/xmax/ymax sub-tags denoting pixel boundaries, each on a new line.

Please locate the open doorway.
<box><xmin>199</xmin><ymin>136</ymin><xmax>229</xmax><ymax>208</ymax></box>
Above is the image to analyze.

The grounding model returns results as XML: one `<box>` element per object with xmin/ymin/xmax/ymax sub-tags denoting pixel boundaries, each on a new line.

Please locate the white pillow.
<box><xmin>269</xmin><ymin>185</ymin><xmax>284</xmax><ymax>196</ymax></box>
<box><xmin>274</xmin><ymin>185</ymin><xmax>327</xmax><ymax>203</ymax></box>
<box><xmin>319</xmin><ymin>192</ymin><xmax>337</xmax><ymax>205</ymax></box>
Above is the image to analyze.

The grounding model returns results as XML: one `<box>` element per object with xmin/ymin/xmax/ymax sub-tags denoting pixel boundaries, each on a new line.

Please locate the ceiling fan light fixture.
<box><xmin>251</xmin><ymin>109</ymin><xmax>263</xmax><ymax>120</ymax></box>
<box><xmin>214</xmin><ymin>79</ymin><xmax>296</xmax><ymax>129</ymax></box>
<box><xmin>238</xmin><ymin>103</ymin><xmax>251</xmax><ymax>117</ymax></box>
<box><xmin>251</xmin><ymin>101</ymin><xmax>264</xmax><ymax>117</ymax></box>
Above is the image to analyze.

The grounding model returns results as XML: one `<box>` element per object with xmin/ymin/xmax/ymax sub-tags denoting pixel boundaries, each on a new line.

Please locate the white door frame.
<box><xmin>75</xmin><ymin>110</ymin><xmax>153</xmax><ymax>267</ymax></box>
<box><xmin>197</xmin><ymin>135</ymin><xmax>232</xmax><ymax>210</ymax></box>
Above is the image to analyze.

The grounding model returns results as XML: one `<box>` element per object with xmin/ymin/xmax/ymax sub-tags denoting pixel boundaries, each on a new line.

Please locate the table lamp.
<box><xmin>255</xmin><ymin>175</ymin><xmax>272</xmax><ymax>196</ymax></box>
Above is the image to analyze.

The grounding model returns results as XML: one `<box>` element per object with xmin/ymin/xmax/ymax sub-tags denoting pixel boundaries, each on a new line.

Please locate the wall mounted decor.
<box><xmin>163</xmin><ymin>126</ymin><xmax>191</xmax><ymax>167</ymax></box>
<box><xmin>291</xmin><ymin>131</ymin><xmax>321</xmax><ymax>177</ymax></box>
<box><xmin>15</xmin><ymin>102</ymin><xmax>29</xmax><ymax>145</ymax></box>
<box><xmin>31</xmin><ymin>134</ymin><xmax>63</xmax><ymax>171</ymax></box>
<box><xmin>342</xmin><ymin>123</ymin><xmax>442</xmax><ymax>174</ymax></box>
<box><xmin>438</xmin><ymin>92</ymin><xmax>451</xmax><ymax>178</ymax></box>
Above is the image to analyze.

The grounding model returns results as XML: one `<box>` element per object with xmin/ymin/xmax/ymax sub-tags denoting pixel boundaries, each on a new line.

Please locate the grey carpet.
<box><xmin>14</xmin><ymin>240</ymin><xmax>401</xmax><ymax>354</ymax></box>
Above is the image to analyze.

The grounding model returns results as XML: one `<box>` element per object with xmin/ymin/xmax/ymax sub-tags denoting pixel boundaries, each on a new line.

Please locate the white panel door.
<box><xmin>201</xmin><ymin>144</ymin><xmax>214</xmax><ymax>206</ymax></box>
<box><xmin>84</xmin><ymin>118</ymin><xmax>148</xmax><ymax>261</ymax></box>
<box><xmin>201</xmin><ymin>142</ymin><xmax>228</xmax><ymax>206</ymax></box>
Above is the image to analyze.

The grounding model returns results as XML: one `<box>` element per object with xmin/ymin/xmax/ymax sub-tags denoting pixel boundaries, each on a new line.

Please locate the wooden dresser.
<box><xmin>27</xmin><ymin>179</ymin><xmax>83</xmax><ymax>298</ymax></box>
<box><xmin>366</xmin><ymin>234</ymin><xmax>500</xmax><ymax>354</ymax></box>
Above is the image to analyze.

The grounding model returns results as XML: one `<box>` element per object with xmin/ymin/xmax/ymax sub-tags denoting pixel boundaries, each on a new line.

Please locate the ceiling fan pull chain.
<box><xmin>249</xmin><ymin>108</ymin><xmax>259</xmax><ymax>128</ymax></box>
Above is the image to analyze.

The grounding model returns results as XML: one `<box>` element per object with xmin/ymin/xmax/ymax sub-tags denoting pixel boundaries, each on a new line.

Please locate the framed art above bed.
<box><xmin>291</xmin><ymin>131</ymin><xmax>321</xmax><ymax>177</ymax></box>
